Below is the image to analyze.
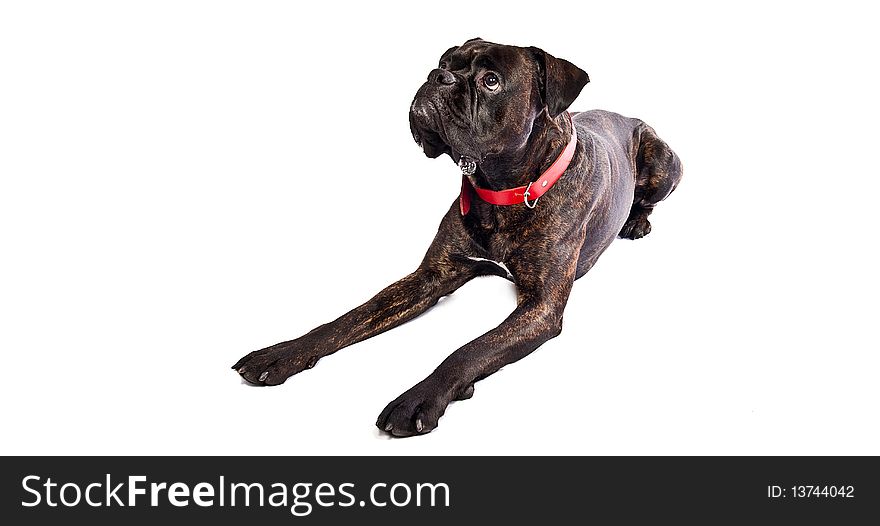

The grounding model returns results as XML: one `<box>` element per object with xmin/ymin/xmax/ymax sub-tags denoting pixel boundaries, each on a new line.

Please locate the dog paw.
<box><xmin>376</xmin><ymin>381</ymin><xmax>461</xmax><ymax>438</ymax></box>
<box><xmin>231</xmin><ymin>341</ymin><xmax>320</xmax><ymax>386</ymax></box>
<box><xmin>619</xmin><ymin>214</ymin><xmax>652</xmax><ymax>239</ymax></box>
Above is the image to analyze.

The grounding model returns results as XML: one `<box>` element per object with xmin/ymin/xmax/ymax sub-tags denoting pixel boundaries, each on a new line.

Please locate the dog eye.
<box><xmin>439</xmin><ymin>61</ymin><xmax>449</xmax><ymax>69</ymax></box>
<box><xmin>483</xmin><ymin>73</ymin><xmax>500</xmax><ymax>91</ymax></box>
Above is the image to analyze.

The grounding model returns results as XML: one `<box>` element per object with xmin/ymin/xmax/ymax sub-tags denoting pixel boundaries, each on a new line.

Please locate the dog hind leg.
<box><xmin>619</xmin><ymin>124</ymin><xmax>683</xmax><ymax>239</ymax></box>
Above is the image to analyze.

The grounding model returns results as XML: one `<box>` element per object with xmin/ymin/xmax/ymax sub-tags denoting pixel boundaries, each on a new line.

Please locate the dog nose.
<box><xmin>429</xmin><ymin>68</ymin><xmax>456</xmax><ymax>86</ymax></box>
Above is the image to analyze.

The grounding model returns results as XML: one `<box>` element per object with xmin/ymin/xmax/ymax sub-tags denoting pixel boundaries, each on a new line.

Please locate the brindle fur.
<box><xmin>232</xmin><ymin>39</ymin><xmax>682</xmax><ymax>437</ymax></box>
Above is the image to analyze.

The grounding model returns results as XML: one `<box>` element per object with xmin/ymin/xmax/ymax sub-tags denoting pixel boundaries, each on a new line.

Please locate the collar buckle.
<box><xmin>523</xmin><ymin>181</ymin><xmax>539</xmax><ymax>209</ymax></box>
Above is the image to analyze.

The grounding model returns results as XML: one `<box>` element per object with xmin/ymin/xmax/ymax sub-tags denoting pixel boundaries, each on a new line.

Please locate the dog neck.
<box><xmin>471</xmin><ymin>111</ymin><xmax>574</xmax><ymax>191</ymax></box>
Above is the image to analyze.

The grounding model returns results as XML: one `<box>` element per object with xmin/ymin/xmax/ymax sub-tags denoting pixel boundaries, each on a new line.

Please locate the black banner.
<box><xmin>2</xmin><ymin>457</ymin><xmax>876</xmax><ymax>523</ymax></box>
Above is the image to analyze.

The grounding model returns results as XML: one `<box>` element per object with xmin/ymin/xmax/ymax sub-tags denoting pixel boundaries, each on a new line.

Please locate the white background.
<box><xmin>2</xmin><ymin>1</ymin><xmax>878</xmax><ymax>455</ymax></box>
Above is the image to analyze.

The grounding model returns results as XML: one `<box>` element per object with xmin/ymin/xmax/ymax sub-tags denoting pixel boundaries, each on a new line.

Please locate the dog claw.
<box><xmin>238</xmin><ymin>367</ymin><xmax>247</xmax><ymax>374</ymax></box>
<box><xmin>384</xmin><ymin>423</ymin><xmax>393</xmax><ymax>432</ymax></box>
<box><xmin>258</xmin><ymin>372</ymin><xmax>269</xmax><ymax>382</ymax></box>
<box><xmin>415</xmin><ymin>418</ymin><xmax>424</xmax><ymax>433</ymax></box>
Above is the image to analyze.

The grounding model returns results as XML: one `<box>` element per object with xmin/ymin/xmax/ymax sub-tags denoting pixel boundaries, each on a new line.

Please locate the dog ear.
<box><xmin>528</xmin><ymin>47</ymin><xmax>589</xmax><ymax>118</ymax></box>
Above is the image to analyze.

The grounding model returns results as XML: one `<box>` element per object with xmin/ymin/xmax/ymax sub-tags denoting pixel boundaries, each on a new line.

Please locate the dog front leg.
<box><xmin>376</xmin><ymin>224</ymin><xmax>585</xmax><ymax>437</ymax></box>
<box><xmin>377</xmin><ymin>286</ymin><xmax>574</xmax><ymax>437</ymax></box>
<box><xmin>233</xmin><ymin>264</ymin><xmax>473</xmax><ymax>386</ymax></box>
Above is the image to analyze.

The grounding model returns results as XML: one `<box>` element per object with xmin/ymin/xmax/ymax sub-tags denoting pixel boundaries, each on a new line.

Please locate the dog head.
<box><xmin>409</xmin><ymin>38</ymin><xmax>589</xmax><ymax>169</ymax></box>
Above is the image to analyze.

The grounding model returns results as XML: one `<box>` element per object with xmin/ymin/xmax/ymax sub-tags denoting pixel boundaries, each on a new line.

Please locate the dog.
<box><xmin>232</xmin><ymin>38</ymin><xmax>682</xmax><ymax>437</ymax></box>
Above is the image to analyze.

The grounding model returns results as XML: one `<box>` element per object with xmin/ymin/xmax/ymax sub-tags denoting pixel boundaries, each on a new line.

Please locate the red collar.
<box><xmin>460</xmin><ymin>113</ymin><xmax>577</xmax><ymax>215</ymax></box>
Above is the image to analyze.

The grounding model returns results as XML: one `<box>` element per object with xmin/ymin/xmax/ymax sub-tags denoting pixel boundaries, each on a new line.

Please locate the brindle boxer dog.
<box><xmin>232</xmin><ymin>38</ymin><xmax>682</xmax><ymax>437</ymax></box>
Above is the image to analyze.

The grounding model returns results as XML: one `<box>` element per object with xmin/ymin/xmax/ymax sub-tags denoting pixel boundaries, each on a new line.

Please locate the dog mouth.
<box><xmin>409</xmin><ymin>88</ymin><xmax>481</xmax><ymax>163</ymax></box>
<box><xmin>409</xmin><ymin>97</ymin><xmax>452</xmax><ymax>159</ymax></box>
<box><xmin>410</xmin><ymin>123</ymin><xmax>450</xmax><ymax>159</ymax></box>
